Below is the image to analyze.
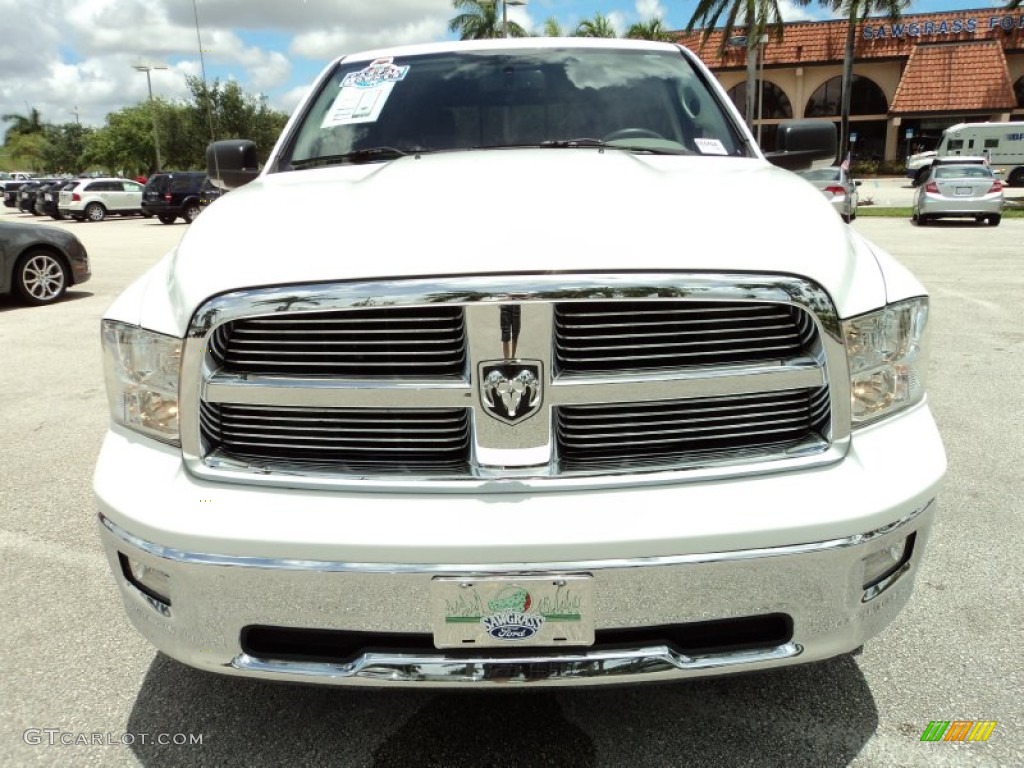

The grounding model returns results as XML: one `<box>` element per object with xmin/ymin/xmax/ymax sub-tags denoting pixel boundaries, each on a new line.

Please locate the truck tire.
<box><xmin>1007</xmin><ymin>168</ymin><xmax>1024</xmax><ymax>188</ymax></box>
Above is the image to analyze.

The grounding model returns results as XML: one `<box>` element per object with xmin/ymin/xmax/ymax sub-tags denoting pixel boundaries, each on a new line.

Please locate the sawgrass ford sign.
<box><xmin>863</xmin><ymin>12</ymin><xmax>1024</xmax><ymax>39</ymax></box>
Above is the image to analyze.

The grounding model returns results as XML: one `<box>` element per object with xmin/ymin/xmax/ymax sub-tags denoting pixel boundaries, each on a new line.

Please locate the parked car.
<box><xmin>17</xmin><ymin>180</ymin><xmax>47</xmax><ymax>213</ymax></box>
<box><xmin>59</xmin><ymin>178</ymin><xmax>145</xmax><ymax>221</ymax></box>
<box><xmin>38</xmin><ymin>180</ymin><xmax>76</xmax><ymax>219</ymax></box>
<box><xmin>795</xmin><ymin>166</ymin><xmax>860</xmax><ymax>222</ymax></box>
<box><xmin>911</xmin><ymin>154</ymin><xmax>990</xmax><ymax>188</ymax></box>
<box><xmin>141</xmin><ymin>172</ymin><xmax>222</xmax><ymax>223</ymax></box>
<box><xmin>0</xmin><ymin>218</ymin><xmax>90</xmax><ymax>304</ymax></box>
<box><xmin>2</xmin><ymin>180</ymin><xmax>27</xmax><ymax>208</ymax></box>
<box><xmin>96</xmin><ymin>38</ymin><xmax>945</xmax><ymax>689</ymax></box>
<box><xmin>912</xmin><ymin>162</ymin><xmax>1003</xmax><ymax>226</ymax></box>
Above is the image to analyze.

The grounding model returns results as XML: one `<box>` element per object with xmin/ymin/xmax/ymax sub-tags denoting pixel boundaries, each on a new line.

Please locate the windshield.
<box><xmin>934</xmin><ymin>165</ymin><xmax>993</xmax><ymax>180</ymax></box>
<box><xmin>278</xmin><ymin>47</ymin><xmax>749</xmax><ymax>168</ymax></box>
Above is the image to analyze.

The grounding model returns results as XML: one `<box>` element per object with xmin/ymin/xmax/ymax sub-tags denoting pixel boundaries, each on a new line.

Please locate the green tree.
<box><xmin>448</xmin><ymin>0</ymin><xmax>528</xmax><ymax>39</ymax></box>
<box><xmin>85</xmin><ymin>104</ymin><xmax>157</xmax><ymax>174</ymax></box>
<box><xmin>4</xmin><ymin>131</ymin><xmax>47</xmax><ymax>171</ymax></box>
<box><xmin>543</xmin><ymin>17</ymin><xmax>566</xmax><ymax>36</ymax></box>
<box><xmin>819</xmin><ymin>0</ymin><xmax>906</xmax><ymax>162</ymax></box>
<box><xmin>41</xmin><ymin>122</ymin><xmax>95</xmax><ymax>174</ymax></box>
<box><xmin>2</xmin><ymin>107</ymin><xmax>45</xmax><ymax>143</ymax></box>
<box><xmin>625</xmin><ymin>18</ymin><xmax>675</xmax><ymax>41</ymax></box>
<box><xmin>575</xmin><ymin>12</ymin><xmax>618</xmax><ymax>37</ymax></box>
<box><xmin>687</xmin><ymin>0</ymin><xmax>799</xmax><ymax>134</ymax></box>
<box><xmin>184</xmin><ymin>77</ymin><xmax>289</xmax><ymax>165</ymax></box>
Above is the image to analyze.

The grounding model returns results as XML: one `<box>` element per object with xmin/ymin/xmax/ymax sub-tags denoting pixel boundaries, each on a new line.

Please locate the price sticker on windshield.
<box><xmin>322</xmin><ymin>58</ymin><xmax>409</xmax><ymax>127</ymax></box>
<box><xmin>695</xmin><ymin>138</ymin><xmax>728</xmax><ymax>155</ymax></box>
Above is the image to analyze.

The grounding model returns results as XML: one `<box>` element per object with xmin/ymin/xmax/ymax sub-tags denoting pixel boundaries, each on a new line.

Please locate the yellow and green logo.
<box><xmin>920</xmin><ymin>721</ymin><xmax>997</xmax><ymax>742</ymax></box>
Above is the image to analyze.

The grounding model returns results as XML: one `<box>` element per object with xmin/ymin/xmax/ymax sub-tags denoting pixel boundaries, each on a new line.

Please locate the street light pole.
<box><xmin>133</xmin><ymin>63</ymin><xmax>168</xmax><ymax>173</ymax></box>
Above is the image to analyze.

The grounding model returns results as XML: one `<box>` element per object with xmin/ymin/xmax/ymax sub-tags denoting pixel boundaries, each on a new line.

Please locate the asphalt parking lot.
<box><xmin>1</xmin><ymin>208</ymin><xmax>1021</xmax><ymax>767</ymax></box>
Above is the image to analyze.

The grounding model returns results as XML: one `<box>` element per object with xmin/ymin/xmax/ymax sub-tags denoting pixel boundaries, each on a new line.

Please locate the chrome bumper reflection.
<box><xmin>232</xmin><ymin>642</ymin><xmax>803</xmax><ymax>687</ymax></box>
<box><xmin>98</xmin><ymin>500</ymin><xmax>934</xmax><ymax>688</ymax></box>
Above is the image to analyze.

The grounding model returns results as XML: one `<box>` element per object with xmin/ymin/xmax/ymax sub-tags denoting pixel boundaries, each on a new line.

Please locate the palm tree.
<box><xmin>820</xmin><ymin>0</ymin><xmax>907</xmax><ymax>163</ymax></box>
<box><xmin>448</xmin><ymin>0</ymin><xmax>528</xmax><ymax>39</ymax></box>
<box><xmin>625</xmin><ymin>18</ymin><xmax>675</xmax><ymax>41</ymax></box>
<box><xmin>2</xmin><ymin>107</ymin><xmax>44</xmax><ymax>143</ymax></box>
<box><xmin>543</xmin><ymin>17</ymin><xmax>565</xmax><ymax>37</ymax></box>
<box><xmin>687</xmin><ymin>0</ymin><xmax>797</xmax><ymax>133</ymax></box>
<box><xmin>575</xmin><ymin>12</ymin><xmax>617</xmax><ymax>38</ymax></box>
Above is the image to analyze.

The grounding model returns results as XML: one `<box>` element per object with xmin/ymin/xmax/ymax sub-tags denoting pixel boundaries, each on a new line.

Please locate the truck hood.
<box><xmin>153</xmin><ymin>150</ymin><xmax>892</xmax><ymax>334</ymax></box>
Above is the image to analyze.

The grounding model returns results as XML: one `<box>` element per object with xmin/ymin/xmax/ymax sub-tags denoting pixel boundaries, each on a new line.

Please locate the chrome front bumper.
<box><xmin>98</xmin><ymin>500</ymin><xmax>934</xmax><ymax>687</ymax></box>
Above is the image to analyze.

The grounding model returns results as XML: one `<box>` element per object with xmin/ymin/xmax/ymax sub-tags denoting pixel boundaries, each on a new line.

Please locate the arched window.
<box><xmin>1015</xmin><ymin>75</ymin><xmax>1024</xmax><ymax>107</ymax></box>
<box><xmin>726</xmin><ymin>80</ymin><xmax>793</xmax><ymax>119</ymax></box>
<box><xmin>805</xmin><ymin>75</ymin><xmax>888</xmax><ymax>117</ymax></box>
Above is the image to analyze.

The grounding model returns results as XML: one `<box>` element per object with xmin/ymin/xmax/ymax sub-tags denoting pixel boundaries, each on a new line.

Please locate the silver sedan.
<box><xmin>795</xmin><ymin>167</ymin><xmax>860</xmax><ymax>223</ymax></box>
<box><xmin>912</xmin><ymin>164</ymin><xmax>1004</xmax><ymax>226</ymax></box>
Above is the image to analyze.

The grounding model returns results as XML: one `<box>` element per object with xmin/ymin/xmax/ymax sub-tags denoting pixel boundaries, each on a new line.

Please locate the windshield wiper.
<box><xmin>540</xmin><ymin>138</ymin><xmax>608</xmax><ymax>149</ymax></box>
<box><xmin>540</xmin><ymin>138</ymin><xmax>692</xmax><ymax>155</ymax></box>
<box><xmin>291</xmin><ymin>147</ymin><xmax>408</xmax><ymax>169</ymax></box>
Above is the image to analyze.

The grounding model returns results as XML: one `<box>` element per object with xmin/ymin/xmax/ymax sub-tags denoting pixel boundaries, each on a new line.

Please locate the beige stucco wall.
<box><xmin>713</xmin><ymin>61</ymin><xmax>902</xmax><ymax>119</ymax></box>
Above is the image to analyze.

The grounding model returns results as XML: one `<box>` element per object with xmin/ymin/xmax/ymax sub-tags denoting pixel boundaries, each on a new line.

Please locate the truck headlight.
<box><xmin>102</xmin><ymin>321</ymin><xmax>182</xmax><ymax>444</ymax></box>
<box><xmin>843</xmin><ymin>298</ymin><xmax>928</xmax><ymax>426</ymax></box>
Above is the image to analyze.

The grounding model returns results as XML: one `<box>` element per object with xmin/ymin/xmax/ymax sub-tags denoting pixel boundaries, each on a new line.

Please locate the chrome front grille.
<box><xmin>556</xmin><ymin>387</ymin><xmax>830</xmax><ymax>471</ymax></box>
<box><xmin>555</xmin><ymin>301</ymin><xmax>817</xmax><ymax>374</ymax></box>
<box><xmin>200</xmin><ymin>403</ymin><xmax>471</xmax><ymax>473</ymax></box>
<box><xmin>210</xmin><ymin>306</ymin><xmax>467</xmax><ymax>377</ymax></box>
<box><xmin>181</xmin><ymin>274</ymin><xmax>849</xmax><ymax>490</ymax></box>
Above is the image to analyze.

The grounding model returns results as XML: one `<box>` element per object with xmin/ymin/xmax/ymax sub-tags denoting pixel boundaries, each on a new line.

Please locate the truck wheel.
<box><xmin>14</xmin><ymin>250</ymin><xmax>68</xmax><ymax>305</ymax></box>
<box><xmin>85</xmin><ymin>202</ymin><xmax>106</xmax><ymax>222</ymax></box>
<box><xmin>1007</xmin><ymin>168</ymin><xmax>1024</xmax><ymax>188</ymax></box>
<box><xmin>158</xmin><ymin>215</ymin><xmax>177</xmax><ymax>225</ymax></box>
<box><xmin>183</xmin><ymin>202</ymin><xmax>201</xmax><ymax>223</ymax></box>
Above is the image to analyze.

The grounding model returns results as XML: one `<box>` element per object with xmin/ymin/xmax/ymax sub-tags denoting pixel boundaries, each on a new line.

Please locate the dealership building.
<box><xmin>677</xmin><ymin>7</ymin><xmax>1024</xmax><ymax>161</ymax></box>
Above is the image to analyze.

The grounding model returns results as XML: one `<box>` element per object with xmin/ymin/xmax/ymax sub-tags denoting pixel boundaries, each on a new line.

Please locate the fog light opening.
<box><xmin>862</xmin><ymin>533</ymin><xmax>916</xmax><ymax>600</ymax></box>
<box><xmin>119</xmin><ymin>552</ymin><xmax>172</xmax><ymax>607</ymax></box>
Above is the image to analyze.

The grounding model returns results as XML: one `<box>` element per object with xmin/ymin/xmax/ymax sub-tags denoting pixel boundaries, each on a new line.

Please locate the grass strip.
<box><xmin>856</xmin><ymin>207</ymin><xmax>1024</xmax><ymax>218</ymax></box>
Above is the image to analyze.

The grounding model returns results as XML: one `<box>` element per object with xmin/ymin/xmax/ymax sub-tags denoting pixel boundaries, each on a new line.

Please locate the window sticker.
<box><xmin>694</xmin><ymin>138</ymin><xmax>727</xmax><ymax>155</ymax></box>
<box><xmin>321</xmin><ymin>58</ymin><xmax>410</xmax><ymax>128</ymax></box>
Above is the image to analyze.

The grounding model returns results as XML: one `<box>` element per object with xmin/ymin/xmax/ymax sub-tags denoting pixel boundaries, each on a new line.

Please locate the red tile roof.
<box><xmin>890</xmin><ymin>41</ymin><xmax>1017</xmax><ymax>113</ymax></box>
<box><xmin>675</xmin><ymin>8</ymin><xmax>1024</xmax><ymax>69</ymax></box>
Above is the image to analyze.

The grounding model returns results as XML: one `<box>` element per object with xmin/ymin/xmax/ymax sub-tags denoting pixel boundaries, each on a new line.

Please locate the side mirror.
<box><xmin>207</xmin><ymin>140</ymin><xmax>260</xmax><ymax>190</ymax></box>
<box><xmin>765</xmin><ymin>120</ymin><xmax>837</xmax><ymax>171</ymax></box>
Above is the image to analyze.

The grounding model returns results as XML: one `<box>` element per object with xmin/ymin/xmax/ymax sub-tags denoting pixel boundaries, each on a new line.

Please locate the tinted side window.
<box><xmin>171</xmin><ymin>175</ymin><xmax>202</xmax><ymax>193</ymax></box>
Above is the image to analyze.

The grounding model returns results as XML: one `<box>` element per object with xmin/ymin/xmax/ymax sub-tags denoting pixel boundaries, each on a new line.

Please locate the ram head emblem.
<box><xmin>480</xmin><ymin>363</ymin><xmax>542</xmax><ymax>424</ymax></box>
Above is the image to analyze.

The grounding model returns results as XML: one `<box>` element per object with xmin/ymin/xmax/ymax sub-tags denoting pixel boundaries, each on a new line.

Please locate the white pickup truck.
<box><xmin>94</xmin><ymin>38</ymin><xmax>945</xmax><ymax>687</ymax></box>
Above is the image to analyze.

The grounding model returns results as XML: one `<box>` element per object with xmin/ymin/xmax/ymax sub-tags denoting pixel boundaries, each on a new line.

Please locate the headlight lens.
<box><xmin>843</xmin><ymin>298</ymin><xmax>928</xmax><ymax>426</ymax></box>
<box><xmin>102</xmin><ymin>321</ymin><xmax>182</xmax><ymax>444</ymax></box>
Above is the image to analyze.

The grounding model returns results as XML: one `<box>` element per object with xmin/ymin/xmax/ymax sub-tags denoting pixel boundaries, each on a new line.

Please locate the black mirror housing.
<box><xmin>765</xmin><ymin>121</ymin><xmax>837</xmax><ymax>171</ymax></box>
<box><xmin>207</xmin><ymin>140</ymin><xmax>260</xmax><ymax>190</ymax></box>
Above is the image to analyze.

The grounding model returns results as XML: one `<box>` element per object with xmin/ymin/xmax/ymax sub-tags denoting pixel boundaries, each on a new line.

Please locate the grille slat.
<box><xmin>212</xmin><ymin>307</ymin><xmax>467</xmax><ymax>377</ymax></box>
<box><xmin>557</xmin><ymin>388</ymin><xmax>830</xmax><ymax>471</ymax></box>
<box><xmin>555</xmin><ymin>301</ymin><xmax>815</xmax><ymax>374</ymax></box>
<box><xmin>201</xmin><ymin>403</ymin><xmax>471</xmax><ymax>473</ymax></box>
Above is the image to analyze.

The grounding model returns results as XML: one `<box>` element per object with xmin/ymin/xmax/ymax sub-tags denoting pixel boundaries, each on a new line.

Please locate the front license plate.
<box><xmin>955</xmin><ymin>186</ymin><xmax>973</xmax><ymax>196</ymax></box>
<box><xmin>430</xmin><ymin>574</ymin><xmax>594</xmax><ymax>649</ymax></box>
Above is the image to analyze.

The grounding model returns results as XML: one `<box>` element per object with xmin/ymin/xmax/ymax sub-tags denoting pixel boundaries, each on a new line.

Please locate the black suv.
<box><xmin>141</xmin><ymin>172</ymin><xmax>222</xmax><ymax>224</ymax></box>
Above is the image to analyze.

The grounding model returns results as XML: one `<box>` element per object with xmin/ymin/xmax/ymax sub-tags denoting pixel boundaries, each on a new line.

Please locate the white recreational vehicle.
<box><xmin>913</xmin><ymin>122</ymin><xmax>1024</xmax><ymax>187</ymax></box>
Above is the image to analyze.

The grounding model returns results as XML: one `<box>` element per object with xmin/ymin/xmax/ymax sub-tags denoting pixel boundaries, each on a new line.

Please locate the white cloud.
<box><xmin>635</xmin><ymin>0</ymin><xmax>665</xmax><ymax>21</ymax></box>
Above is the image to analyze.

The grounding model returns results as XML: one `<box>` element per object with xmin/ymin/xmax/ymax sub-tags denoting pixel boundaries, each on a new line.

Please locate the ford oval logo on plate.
<box><xmin>481</xmin><ymin>611</ymin><xmax>545</xmax><ymax>641</ymax></box>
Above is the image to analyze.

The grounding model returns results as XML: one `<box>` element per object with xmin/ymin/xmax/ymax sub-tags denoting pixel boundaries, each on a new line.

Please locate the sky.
<box><xmin>0</xmin><ymin>0</ymin><xmax>1010</xmax><ymax>131</ymax></box>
